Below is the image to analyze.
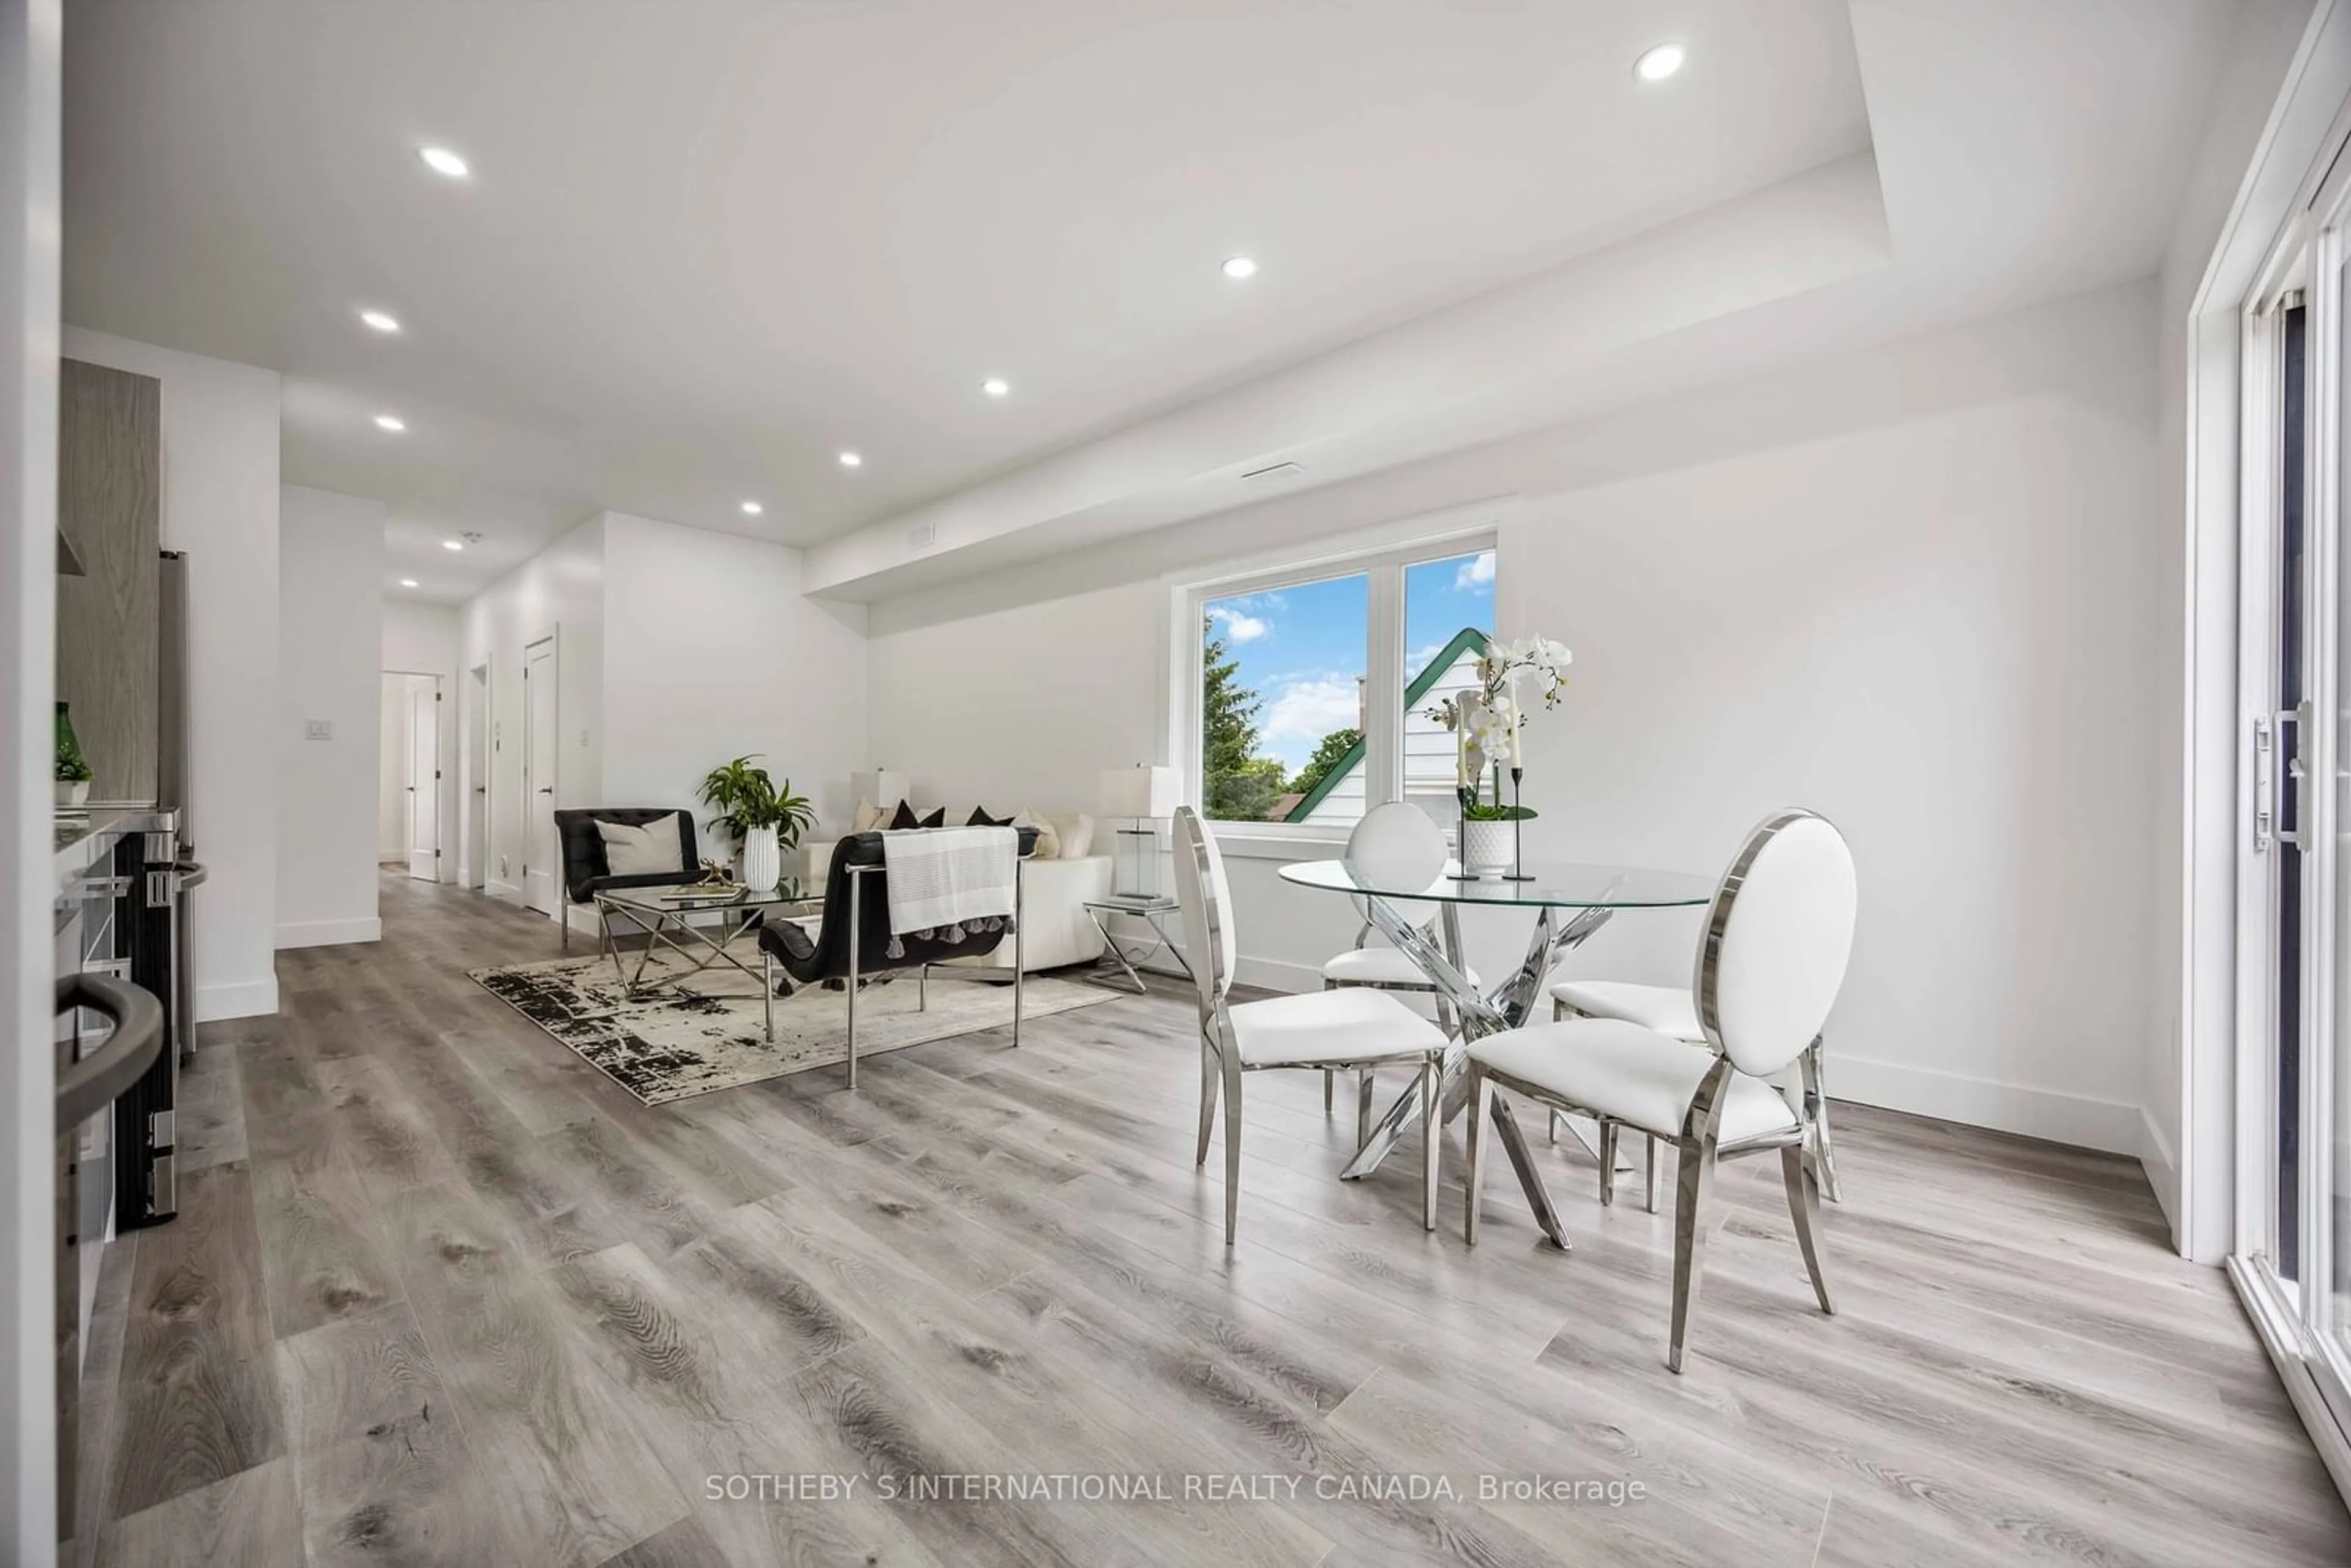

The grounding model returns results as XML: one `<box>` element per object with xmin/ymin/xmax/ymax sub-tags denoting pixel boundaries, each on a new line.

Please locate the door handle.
<box><xmin>537</xmin><ymin>787</ymin><xmax>553</xmax><ymax>795</ymax></box>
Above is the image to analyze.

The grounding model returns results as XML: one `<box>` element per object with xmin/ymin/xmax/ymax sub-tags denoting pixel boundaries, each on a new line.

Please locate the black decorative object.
<box><xmin>1503</xmin><ymin>765</ymin><xmax>1533</xmax><ymax>880</ymax></box>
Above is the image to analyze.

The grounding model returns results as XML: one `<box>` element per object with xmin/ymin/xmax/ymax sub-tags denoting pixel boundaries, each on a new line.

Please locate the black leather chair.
<box><xmin>553</xmin><ymin>808</ymin><xmax>700</xmax><ymax>949</ymax></box>
<box><xmin>757</xmin><ymin>825</ymin><xmax>1036</xmax><ymax>1085</ymax></box>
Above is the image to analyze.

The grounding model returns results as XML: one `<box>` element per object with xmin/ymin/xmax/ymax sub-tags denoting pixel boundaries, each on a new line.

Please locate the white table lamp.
<box><xmin>1098</xmin><ymin>765</ymin><xmax>1178</xmax><ymax>899</ymax></box>
<box><xmin>850</xmin><ymin>768</ymin><xmax>909</xmax><ymax>817</ymax></box>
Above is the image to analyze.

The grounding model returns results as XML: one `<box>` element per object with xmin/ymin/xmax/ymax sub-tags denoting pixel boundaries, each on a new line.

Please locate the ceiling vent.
<box><xmin>1240</xmin><ymin>460</ymin><xmax>1303</xmax><ymax>481</ymax></box>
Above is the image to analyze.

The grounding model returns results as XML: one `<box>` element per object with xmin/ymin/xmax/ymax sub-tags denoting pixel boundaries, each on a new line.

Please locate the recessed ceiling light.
<box><xmin>373</xmin><ymin>414</ymin><xmax>405</xmax><ymax>432</ymax></box>
<box><xmin>1221</xmin><ymin>256</ymin><xmax>1258</xmax><ymax>280</ymax></box>
<box><xmin>838</xmin><ymin>450</ymin><xmax>863</xmax><ymax>468</ymax></box>
<box><xmin>740</xmin><ymin>500</ymin><xmax>763</xmax><ymax>516</ymax></box>
<box><xmin>1635</xmin><ymin>43</ymin><xmax>1685</xmax><ymax>81</ymax></box>
<box><xmin>419</xmin><ymin>146</ymin><xmax>470</xmax><ymax>179</ymax></box>
<box><xmin>981</xmin><ymin>377</ymin><xmax>1010</xmax><ymax>398</ymax></box>
<box><xmin>399</xmin><ymin>578</ymin><xmax>418</xmax><ymax>588</ymax></box>
<box><xmin>442</xmin><ymin>539</ymin><xmax>463</xmax><ymax>551</ymax></box>
<box><xmin>359</xmin><ymin>309</ymin><xmax>400</xmax><ymax>334</ymax></box>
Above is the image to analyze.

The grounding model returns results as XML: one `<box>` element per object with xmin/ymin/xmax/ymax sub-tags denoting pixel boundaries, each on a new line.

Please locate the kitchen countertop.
<box><xmin>54</xmin><ymin>804</ymin><xmax>174</xmax><ymax>893</ymax></box>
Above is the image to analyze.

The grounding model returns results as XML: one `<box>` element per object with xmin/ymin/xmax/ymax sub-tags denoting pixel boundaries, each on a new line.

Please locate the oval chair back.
<box><xmin>1172</xmin><ymin>807</ymin><xmax>1237</xmax><ymax>1021</ymax></box>
<box><xmin>1342</xmin><ymin>801</ymin><xmax>1447</xmax><ymax>925</ymax></box>
<box><xmin>1693</xmin><ymin>809</ymin><xmax>1857</xmax><ymax>1081</ymax></box>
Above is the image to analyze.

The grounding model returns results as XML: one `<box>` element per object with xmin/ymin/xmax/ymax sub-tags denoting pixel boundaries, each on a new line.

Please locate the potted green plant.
<box><xmin>697</xmin><ymin>754</ymin><xmax>814</xmax><ymax>893</ymax></box>
<box><xmin>55</xmin><ymin>701</ymin><xmax>93</xmax><ymax>808</ymax></box>
<box><xmin>1458</xmin><ymin>767</ymin><xmax>1535</xmax><ymax>877</ymax></box>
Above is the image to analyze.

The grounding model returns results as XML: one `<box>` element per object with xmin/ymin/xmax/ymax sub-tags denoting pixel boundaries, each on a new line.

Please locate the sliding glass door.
<box><xmin>2242</xmin><ymin>203</ymin><xmax>2351</xmax><ymax>1440</ymax></box>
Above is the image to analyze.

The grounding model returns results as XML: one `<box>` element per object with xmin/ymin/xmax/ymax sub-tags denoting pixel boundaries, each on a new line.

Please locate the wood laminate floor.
<box><xmin>69</xmin><ymin>872</ymin><xmax>2351</xmax><ymax>1566</ymax></box>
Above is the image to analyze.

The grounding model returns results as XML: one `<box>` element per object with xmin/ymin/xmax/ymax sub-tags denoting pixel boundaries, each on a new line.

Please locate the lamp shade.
<box><xmin>851</xmin><ymin>769</ymin><xmax>909</xmax><ymax>811</ymax></box>
<box><xmin>1098</xmin><ymin>765</ymin><xmax>1178</xmax><ymax>820</ymax></box>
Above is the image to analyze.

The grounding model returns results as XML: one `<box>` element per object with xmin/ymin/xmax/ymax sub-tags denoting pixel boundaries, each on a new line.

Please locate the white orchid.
<box><xmin>1422</xmin><ymin>629</ymin><xmax>1572</xmax><ymax>801</ymax></box>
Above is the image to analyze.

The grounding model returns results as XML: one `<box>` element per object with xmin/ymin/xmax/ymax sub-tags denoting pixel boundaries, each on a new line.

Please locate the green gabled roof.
<box><xmin>1282</xmin><ymin>625</ymin><xmax>1490</xmax><ymax>823</ymax></box>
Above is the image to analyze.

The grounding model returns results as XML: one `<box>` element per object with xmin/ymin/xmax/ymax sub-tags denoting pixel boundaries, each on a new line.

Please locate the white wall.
<box><xmin>276</xmin><ymin>484</ymin><xmax>381</xmax><ymax>947</ymax></box>
<box><xmin>63</xmin><ymin>326</ymin><xmax>281</xmax><ymax>1020</ymax></box>
<box><xmin>868</xmin><ymin>282</ymin><xmax>2167</xmax><ymax>1156</ymax></box>
<box><xmin>601</xmin><ymin>511</ymin><xmax>869</xmax><ymax>861</ymax></box>
<box><xmin>459</xmin><ymin>514</ymin><xmax>604</xmax><ymax>908</ymax></box>
<box><xmin>377</xmin><ymin>673</ymin><xmax>404</xmax><ymax>859</ymax></box>
<box><xmin>869</xmin><ymin>577</ymin><xmax>1155</xmax><ymax>817</ymax></box>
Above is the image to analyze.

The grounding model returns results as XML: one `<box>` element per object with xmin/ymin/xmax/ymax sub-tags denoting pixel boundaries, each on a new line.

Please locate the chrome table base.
<box><xmin>1338</xmin><ymin>893</ymin><xmax>1618</xmax><ymax>1250</ymax></box>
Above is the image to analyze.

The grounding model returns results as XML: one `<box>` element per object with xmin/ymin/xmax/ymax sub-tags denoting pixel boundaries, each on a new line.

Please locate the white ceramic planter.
<box><xmin>55</xmin><ymin>779</ymin><xmax>88</xmax><ymax>809</ymax></box>
<box><xmin>740</xmin><ymin>826</ymin><xmax>781</xmax><ymax>893</ymax></box>
<box><xmin>1461</xmin><ymin>817</ymin><xmax>1514</xmax><ymax>878</ymax></box>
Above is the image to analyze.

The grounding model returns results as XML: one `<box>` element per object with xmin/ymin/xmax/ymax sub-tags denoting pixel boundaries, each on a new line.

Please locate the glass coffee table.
<box><xmin>594</xmin><ymin>879</ymin><xmax>823</xmax><ymax>996</ymax></box>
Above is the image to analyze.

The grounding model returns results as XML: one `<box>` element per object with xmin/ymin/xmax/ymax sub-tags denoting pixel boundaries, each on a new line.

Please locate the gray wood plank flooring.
<box><xmin>78</xmin><ymin>871</ymin><xmax>2351</xmax><ymax>1566</ymax></box>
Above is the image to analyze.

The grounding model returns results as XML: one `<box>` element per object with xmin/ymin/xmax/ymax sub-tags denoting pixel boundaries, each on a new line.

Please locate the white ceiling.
<box><xmin>62</xmin><ymin>0</ymin><xmax>1870</xmax><ymax>599</ymax></box>
<box><xmin>59</xmin><ymin>1</ymin><xmax>2267</xmax><ymax>606</ymax></box>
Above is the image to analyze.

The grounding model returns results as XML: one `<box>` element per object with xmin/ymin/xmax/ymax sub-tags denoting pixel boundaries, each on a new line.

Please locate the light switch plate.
<box><xmin>304</xmin><ymin>719</ymin><xmax>334</xmax><ymax>741</ymax></box>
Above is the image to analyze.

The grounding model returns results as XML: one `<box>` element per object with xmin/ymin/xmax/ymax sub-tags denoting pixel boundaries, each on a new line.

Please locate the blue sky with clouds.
<box><xmin>1205</xmin><ymin>549</ymin><xmax>1494</xmax><ymax>773</ymax></box>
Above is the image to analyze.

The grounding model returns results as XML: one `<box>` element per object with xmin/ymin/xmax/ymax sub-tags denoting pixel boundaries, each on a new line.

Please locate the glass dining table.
<box><xmin>1277</xmin><ymin>856</ymin><xmax>1715</xmax><ymax>1248</ymax></box>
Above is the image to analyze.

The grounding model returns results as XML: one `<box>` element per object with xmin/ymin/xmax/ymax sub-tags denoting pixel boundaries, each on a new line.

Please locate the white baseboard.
<box><xmin>1810</xmin><ymin>1054</ymin><xmax>2143</xmax><ymax>1156</ymax></box>
<box><xmin>484</xmin><ymin>878</ymin><xmax>522</xmax><ymax>901</ymax></box>
<box><xmin>276</xmin><ymin>917</ymin><xmax>382</xmax><ymax>950</ymax></box>
<box><xmin>195</xmin><ymin>977</ymin><xmax>279</xmax><ymax>1023</ymax></box>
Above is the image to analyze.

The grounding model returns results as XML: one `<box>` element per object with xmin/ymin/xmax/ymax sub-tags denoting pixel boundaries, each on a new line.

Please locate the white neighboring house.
<box><xmin>1289</xmin><ymin>628</ymin><xmax>1488</xmax><ymax>828</ymax></box>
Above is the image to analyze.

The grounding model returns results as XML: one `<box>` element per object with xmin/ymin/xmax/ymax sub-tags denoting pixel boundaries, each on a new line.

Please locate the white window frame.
<box><xmin>1166</xmin><ymin>517</ymin><xmax>1499</xmax><ymax>860</ymax></box>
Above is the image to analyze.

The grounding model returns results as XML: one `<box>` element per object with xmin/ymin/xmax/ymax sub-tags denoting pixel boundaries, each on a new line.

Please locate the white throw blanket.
<box><xmin>879</xmin><ymin>825</ymin><xmax>1018</xmax><ymax>958</ymax></box>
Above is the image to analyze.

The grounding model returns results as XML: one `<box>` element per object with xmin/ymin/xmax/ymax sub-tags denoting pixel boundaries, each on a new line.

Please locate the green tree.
<box><xmin>1202</xmin><ymin>625</ymin><xmax>1289</xmax><ymax>820</ymax></box>
<box><xmin>1287</xmin><ymin>727</ymin><xmax>1362</xmax><ymax>798</ymax></box>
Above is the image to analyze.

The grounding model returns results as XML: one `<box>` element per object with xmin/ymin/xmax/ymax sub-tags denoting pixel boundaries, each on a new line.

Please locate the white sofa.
<box><xmin>797</xmin><ymin>809</ymin><xmax>1111</xmax><ymax>974</ymax></box>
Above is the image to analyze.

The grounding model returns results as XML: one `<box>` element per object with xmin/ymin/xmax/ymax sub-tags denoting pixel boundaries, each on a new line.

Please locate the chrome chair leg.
<box><xmin>1782</xmin><ymin>1143</ymin><xmax>1834</xmax><ymax>1315</ymax></box>
<box><xmin>1598</xmin><ymin>1120</ymin><xmax>1619</xmax><ymax>1207</ymax></box>
<box><xmin>763</xmin><ymin>950</ymin><xmax>774</xmax><ymax>1041</ymax></box>
<box><xmin>918</xmin><ymin>964</ymin><xmax>928</xmax><ymax>1012</ymax></box>
<box><xmin>1324</xmin><ymin>1069</ymin><xmax>1333</xmax><ymax>1115</ymax></box>
<box><xmin>1196</xmin><ymin>1037</ymin><xmax>1219</xmax><ymax>1168</ymax></box>
<box><xmin>1548</xmin><ymin>1109</ymin><xmax>1559</xmax><ymax>1146</ymax></box>
<box><xmin>1667</xmin><ymin>1062</ymin><xmax>1733</xmax><ymax>1373</ymax></box>
<box><xmin>1221</xmin><ymin>1052</ymin><xmax>1244</xmax><ymax>1249</ymax></box>
<box><xmin>1463</xmin><ymin>1070</ymin><xmax>1494</xmax><ymax>1245</ymax></box>
<box><xmin>1419</xmin><ymin>1056</ymin><xmax>1439</xmax><ymax>1232</ymax></box>
<box><xmin>1644</xmin><ymin>1133</ymin><xmax>1659</xmax><ymax>1214</ymax></box>
<box><xmin>1356</xmin><ymin>1070</ymin><xmax>1376</xmax><ymax>1149</ymax></box>
<box><xmin>1801</xmin><ymin>1037</ymin><xmax>1842</xmax><ymax>1202</ymax></box>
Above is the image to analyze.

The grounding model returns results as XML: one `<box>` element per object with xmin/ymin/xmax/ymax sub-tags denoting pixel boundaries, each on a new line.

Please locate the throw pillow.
<box><xmin>598</xmin><ymin>813</ymin><xmax>681</xmax><ymax>876</ymax></box>
<box><xmin>967</xmin><ymin>806</ymin><xmax>1013</xmax><ymax>828</ymax></box>
<box><xmin>889</xmin><ymin>800</ymin><xmax>947</xmax><ymax>830</ymax></box>
<box><xmin>1012</xmin><ymin>810</ymin><xmax>1060</xmax><ymax>860</ymax></box>
<box><xmin>1048</xmin><ymin>812</ymin><xmax>1095</xmax><ymax>859</ymax></box>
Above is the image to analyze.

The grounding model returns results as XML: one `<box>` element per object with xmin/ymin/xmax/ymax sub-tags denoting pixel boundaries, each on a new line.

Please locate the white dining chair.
<box><xmin>1318</xmin><ymin>801</ymin><xmax>1482</xmax><ymax>1135</ymax></box>
<box><xmin>1172</xmin><ymin>806</ymin><xmax>1451</xmax><ymax>1244</ymax></box>
<box><xmin>1463</xmin><ymin>808</ymin><xmax>1856</xmax><ymax>1373</ymax></box>
<box><xmin>1547</xmin><ymin>977</ymin><xmax>1844</xmax><ymax>1206</ymax></box>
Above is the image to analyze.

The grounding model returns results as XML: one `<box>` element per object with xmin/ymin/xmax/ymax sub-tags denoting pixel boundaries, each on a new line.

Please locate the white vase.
<box><xmin>740</xmin><ymin>826</ymin><xmax>781</xmax><ymax>893</ymax></box>
<box><xmin>55</xmin><ymin>779</ymin><xmax>89</xmax><ymax>809</ymax></box>
<box><xmin>1461</xmin><ymin>817</ymin><xmax>1513</xmax><ymax>878</ymax></box>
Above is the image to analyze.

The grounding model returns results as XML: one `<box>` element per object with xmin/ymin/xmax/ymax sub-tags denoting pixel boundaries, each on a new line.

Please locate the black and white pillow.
<box><xmin>967</xmin><ymin>806</ymin><xmax>1013</xmax><ymax>828</ymax></box>
<box><xmin>888</xmin><ymin>800</ymin><xmax>948</xmax><ymax>830</ymax></box>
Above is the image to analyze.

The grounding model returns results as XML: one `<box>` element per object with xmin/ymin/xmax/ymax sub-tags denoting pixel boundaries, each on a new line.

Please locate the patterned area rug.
<box><xmin>470</xmin><ymin>948</ymin><xmax>1120</xmax><ymax>1105</ymax></box>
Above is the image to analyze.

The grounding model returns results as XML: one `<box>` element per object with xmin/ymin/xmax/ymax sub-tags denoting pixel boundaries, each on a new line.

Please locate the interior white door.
<box><xmin>522</xmin><ymin>637</ymin><xmax>558</xmax><ymax>915</ymax></box>
<box><xmin>406</xmin><ymin>678</ymin><xmax>439</xmax><ymax>881</ymax></box>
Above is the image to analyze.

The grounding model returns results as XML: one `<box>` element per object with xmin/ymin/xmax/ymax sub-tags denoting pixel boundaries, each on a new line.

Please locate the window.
<box><xmin>1184</xmin><ymin>537</ymin><xmax>1496</xmax><ymax>831</ymax></box>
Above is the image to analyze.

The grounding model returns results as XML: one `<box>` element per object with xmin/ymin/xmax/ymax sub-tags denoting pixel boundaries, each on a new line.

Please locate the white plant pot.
<box><xmin>1461</xmin><ymin>818</ymin><xmax>1514</xmax><ymax>878</ymax></box>
<box><xmin>55</xmin><ymin>779</ymin><xmax>89</xmax><ymax>809</ymax></box>
<box><xmin>740</xmin><ymin>826</ymin><xmax>781</xmax><ymax>893</ymax></box>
